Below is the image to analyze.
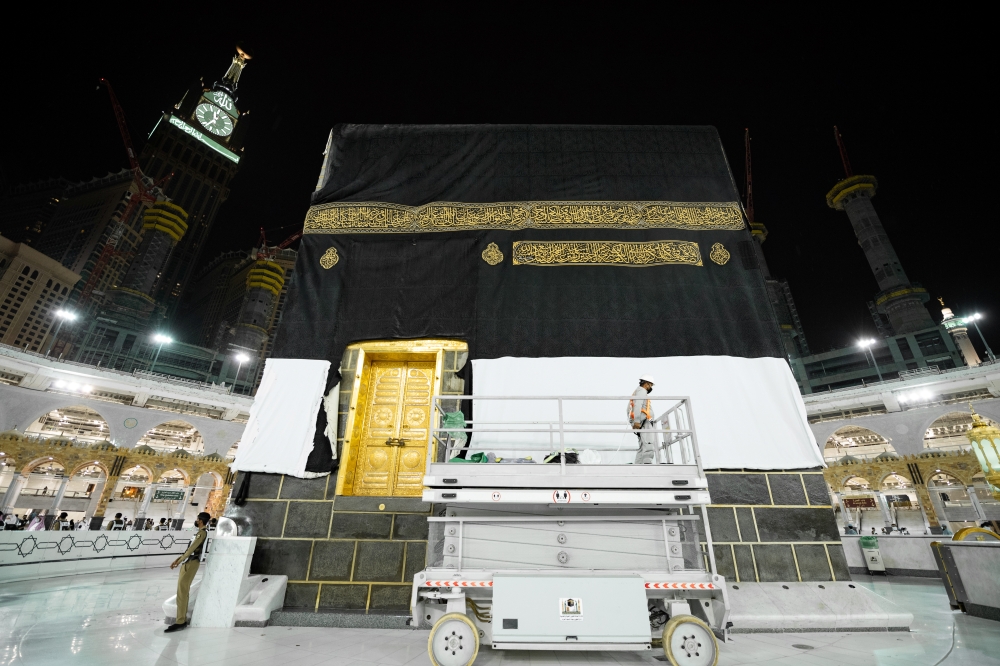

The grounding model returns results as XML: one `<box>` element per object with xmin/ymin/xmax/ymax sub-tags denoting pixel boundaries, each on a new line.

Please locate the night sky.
<box><xmin>2</xmin><ymin>12</ymin><xmax>993</xmax><ymax>355</ymax></box>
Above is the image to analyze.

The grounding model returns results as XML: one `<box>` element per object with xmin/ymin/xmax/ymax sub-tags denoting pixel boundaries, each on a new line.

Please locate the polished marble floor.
<box><xmin>0</xmin><ymin>568</ymin><xmax>997</xmax><ymax>665</ymax></box>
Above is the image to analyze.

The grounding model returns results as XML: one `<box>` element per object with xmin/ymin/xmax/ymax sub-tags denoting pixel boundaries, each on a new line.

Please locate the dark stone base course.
<box><xmin>848</xmin><ymin>566</ymin><xmax>941</xmax><ymax>578</ymax></box>
<box><xmin>170</xmin><ymin>616</ymin><xmax>274</xmax><ymax>628</ymax></box>
<box><xmin>964</xmin><ymin>603</ymin><xmax>1000</xmax><ymax>622</ymax></box>
<box><xmin>731</xmin><ymin>626</ymin><xmax>911</xmax><ymax>634</ymax></box>
<box><xmin>270</xmin><ymin>610</ymin><xmax>416</xmax><ymax>629</ymax></box>
<box><xmin>333</xmin><ymin>496</ymin><xmax>430</xmax><ymax>513</ymax></box>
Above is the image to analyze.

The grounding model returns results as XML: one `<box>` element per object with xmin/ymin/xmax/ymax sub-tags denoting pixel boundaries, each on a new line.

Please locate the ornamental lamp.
<box><xmin>967</xmin><ymin>404</ymin><xmax>1000</xmax><ymax>500</ymax></box>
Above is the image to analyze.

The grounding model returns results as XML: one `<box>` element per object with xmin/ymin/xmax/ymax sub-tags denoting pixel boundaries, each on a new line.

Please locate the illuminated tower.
<box><xmin>138</xmin><ymin>46</ymin><xmax>252</xmax><ymax>317</ymax></box>
<box><xmin>939</xmin><ymin>299</ymin><xmax>981</xmax><ymax>367</ymax></box>
<box><xmin>826</xmin><ymin>127</ymin><xmax>934</xmax><ymax>335</ymax></box>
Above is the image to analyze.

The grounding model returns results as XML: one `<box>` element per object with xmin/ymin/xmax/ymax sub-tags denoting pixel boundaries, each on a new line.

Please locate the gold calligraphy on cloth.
<box><xmin>511</xmin><ymin>240</ymin><xmax>703</xmax><ymax>267</ymax></box>
<box><xmin>304</xmin><ymin>201</ymin><xmax>743</xmax><ymax>234</ymax></box>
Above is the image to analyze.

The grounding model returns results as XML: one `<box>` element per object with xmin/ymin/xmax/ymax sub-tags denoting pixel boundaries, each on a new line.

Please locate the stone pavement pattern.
<box><xmin>0</xmin><ymin>568</ymin><xmax>998</xmax><ymax>665</ymax></box>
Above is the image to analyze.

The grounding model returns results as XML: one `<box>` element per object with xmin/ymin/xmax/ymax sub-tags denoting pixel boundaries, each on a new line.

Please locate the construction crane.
<box><xmin>77</xmin><ymin>80</ymin><xmax>174</xmax><ymax>306</ymax></box>
<box><xmin>743</xmin><ymin>128</ymin><xmax>754</xmax><ymax>223</ymax></box>
<box><xmin>833</xmin><ymin>125</ymin><xmax>854</xmax><ymax>178</ymax></box>
<box><xmin>255</xmin><ymin>226</ymin><xmax>302</xmax><ymax>260</ymax></box>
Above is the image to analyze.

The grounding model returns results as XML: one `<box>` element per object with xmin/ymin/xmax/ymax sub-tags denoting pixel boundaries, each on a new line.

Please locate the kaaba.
<box><xmin>228</xmin><ymin>125</ymin><xmax>873</xmax><ymax>629</ymax></box>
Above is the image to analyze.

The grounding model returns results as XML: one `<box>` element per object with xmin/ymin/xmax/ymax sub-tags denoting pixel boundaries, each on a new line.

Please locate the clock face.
<box><xmin>195</xmin><ymin>103</ymin><xmax>234</xmax><ymax>137</ymax></box>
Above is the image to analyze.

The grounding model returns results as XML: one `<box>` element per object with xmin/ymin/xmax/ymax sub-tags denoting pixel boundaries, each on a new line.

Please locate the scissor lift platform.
<box><xmin>414</xmin><ymin>395</ymin><xmax>728</xmax><ymax>666</ymax></box>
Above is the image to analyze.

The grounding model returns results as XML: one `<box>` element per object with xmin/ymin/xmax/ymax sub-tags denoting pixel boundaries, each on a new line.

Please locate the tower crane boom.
<box><xmin>78</xmin><ymin>81</ymin><xmax>172</xmax><ymax>306</ymax></box>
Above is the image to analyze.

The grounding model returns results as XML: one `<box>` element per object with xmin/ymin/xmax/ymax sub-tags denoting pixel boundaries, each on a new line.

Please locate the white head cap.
<box><xmin>639</xmin><ymin>374</ymin><xmax>656</xmax><ymax>384</ymax></box>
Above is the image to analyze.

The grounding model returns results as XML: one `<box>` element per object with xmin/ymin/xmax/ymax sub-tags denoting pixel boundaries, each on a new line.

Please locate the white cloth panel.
<box><xmin>470</xmin><ymin>356</ymin><xmax>823</xmax><ymax>470</ymax></box>
<box><xmin>233</xmin><ymin>359</ymin><xmax>330</xmax><ymax>477</ymax></box>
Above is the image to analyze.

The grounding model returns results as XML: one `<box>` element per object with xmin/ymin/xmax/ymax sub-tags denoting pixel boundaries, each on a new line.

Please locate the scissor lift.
<box><xmin>412</xmin><ymin>395</ymin><xmax>728</xmax><ymax>666</ymax></box>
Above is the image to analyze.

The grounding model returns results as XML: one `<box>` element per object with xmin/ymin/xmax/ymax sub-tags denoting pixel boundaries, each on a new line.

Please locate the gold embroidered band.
<box><xmin>511</xmin><ymin>240</ymin><xmax>703</xmax><ymax>267</ymax></box>
<box><xmin>304</xmin><ymin>201</ymin><xmax>743</xmax><ymax>234</ymax></box>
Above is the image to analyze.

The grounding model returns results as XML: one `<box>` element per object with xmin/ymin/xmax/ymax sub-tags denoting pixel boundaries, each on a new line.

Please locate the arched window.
<box><xmin>825</xmin><ymin>425</ymin><xmax>894</xmax><ymax>462</ymax></box>
<box><xmin>30</xmin><ymin>270</ymin><xmax>38</xmax><ymax>279</ymax></box>
<box><xmin>21</xmin><ymin>266</ymin><xmax>30</xmax><ymax>275</ymax></box>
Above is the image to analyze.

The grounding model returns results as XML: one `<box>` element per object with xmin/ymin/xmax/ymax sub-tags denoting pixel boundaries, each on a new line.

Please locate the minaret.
<box><xmin>939</xmin><ymin>299</ymin><xmax>981</xmax><ymax>367</ymax></box>
<box><xmin>825</xmin><ymin>127</ymin><xmax>934</xmax><ymax>335</ymax></box>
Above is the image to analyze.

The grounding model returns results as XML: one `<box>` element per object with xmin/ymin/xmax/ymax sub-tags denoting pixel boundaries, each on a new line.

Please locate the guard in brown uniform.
<box><xmin>165</xmin><ymin>512</ymin><xmax>210</xmax><ymax>633</ymax></box>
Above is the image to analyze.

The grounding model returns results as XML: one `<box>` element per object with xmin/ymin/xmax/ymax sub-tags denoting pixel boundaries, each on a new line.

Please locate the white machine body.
<box><xmin>412</xmin><ymin>395</ymin><xmax>729</xmax><ymax>652</ymax></box>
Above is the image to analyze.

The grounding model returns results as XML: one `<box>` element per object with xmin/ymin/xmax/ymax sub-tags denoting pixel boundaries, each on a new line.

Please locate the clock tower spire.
<box><xmin>215</xmin><ymin>45</ymin><xmax>252</xmax><ymax>99</ymax></box>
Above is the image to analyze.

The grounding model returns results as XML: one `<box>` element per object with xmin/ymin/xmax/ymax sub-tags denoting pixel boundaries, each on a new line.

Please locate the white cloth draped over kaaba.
<box><xmin>236</xmin><ymin>354</ymin><xmax>821</xmax><ymax>478</ymax></box>
<box><xmin>470</xmin><ymin>356</ymin><xmax>822</xmax><ymax>470</ymax></box>
<box><xmin>233</xmin><ymin>359</ymin><xmax>330</xmax><ymax>477</ymax></box>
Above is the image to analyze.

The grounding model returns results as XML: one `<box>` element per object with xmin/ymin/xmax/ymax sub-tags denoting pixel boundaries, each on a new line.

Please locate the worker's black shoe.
<box><xmin>164</xmin><ymin>623</ymin><xmax>187</xmax><ymax>633</ymax></box>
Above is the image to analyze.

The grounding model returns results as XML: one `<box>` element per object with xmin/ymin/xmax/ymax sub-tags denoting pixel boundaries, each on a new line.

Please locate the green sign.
<box><xmin>154</xmin><ymin>489</ymin><xmax>186</xmax><ymax>501</ymax></box>
<box><xmin>166</xmin><ymin>116</ymin><xmax>240</xmax><ymax>163</ymax></box>
<box><xmin>209</xmin><ymin>90</ymin><xmax>239</xmax><ymax>118</ymax></box>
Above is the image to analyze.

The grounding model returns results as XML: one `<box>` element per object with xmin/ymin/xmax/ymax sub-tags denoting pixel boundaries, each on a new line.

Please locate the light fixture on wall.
<box><xmin>967</xmin><ymin>405</ymin><xmax>1000</xmax><ymax>500</ymax></box>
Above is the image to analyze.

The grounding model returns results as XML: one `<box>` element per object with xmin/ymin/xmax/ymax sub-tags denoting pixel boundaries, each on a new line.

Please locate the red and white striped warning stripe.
<box><xmin>645</xmin><ymin>582</ymin><xmax>716</xmax><ymax>590</ymax></box>
<box><xmin>423</xmin><ymin>581</ymin><xmax>493</xmax><ymax>587</ymax></box>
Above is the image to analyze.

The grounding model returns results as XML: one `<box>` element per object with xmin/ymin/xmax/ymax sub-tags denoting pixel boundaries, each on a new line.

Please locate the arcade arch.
<box><xmin>158</xmin><ymin>468</ymin><xmax>189</xmax><ymax>485</ymax></box>
<box><xmin>23</xmin><ymin>406</ymin><xmax>111</xmax><ymax>445</ymax></box>
<box><xmin>881</xmin><ymin>473</ymin><xmax>912</xmax><ymax>490</ymax></box>
<box><xmin>923</xmin><ymin>411</ymin><xmax>999</xmax><ymax>452</ymax></box>
<box><xmin>843</xmin><ymin>476</ymin><xmax>872</xmax><ymax>491</ymax></box>
<box><xmin>928</xmin><ymin>471</ymin><xmax>964</xmax><ymax>489</ymax></box>
<box><xmin>825</xmin><ymin>425</ymin><xmax>894</xmax><ymax>462</ymax></box>
<box><xmin>135</xmin><ymin>420</ymin><xmax>205</xmax><ymax>454</ymax></box>
<box><xmin>22</xmin><ymin>459</ymin><xmax>66</xmax><ymax>499</ymax></box>
<box><xmin>120</xmin><ymin>465</ymin><xmax>151</xmax><ymax>485</ymax></box>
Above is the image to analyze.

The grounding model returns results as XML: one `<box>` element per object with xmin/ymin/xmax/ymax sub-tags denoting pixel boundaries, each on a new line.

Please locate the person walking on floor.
<box><xmin>165</xmin><ymin>512</ymin><xmax>210</xmax><ymax>633</ymax></box>
<box><xmin>107</xmin><ymin>513</ymin><xmax>126</xmax><ymax>530</ymax></box>
<box><xmin>155</xmin><ymin>518</ymin><xmax>168</xmax><ymax>531</ymax></box>
<box><xmin>51</xmin><ymin>512</ymin><xmax>71</xmax><ymax>530</ymax></box>
<box><xmin>628</xmin><ymin>374</ymin><xmax>657</xmax><ymax>464</ymax></box>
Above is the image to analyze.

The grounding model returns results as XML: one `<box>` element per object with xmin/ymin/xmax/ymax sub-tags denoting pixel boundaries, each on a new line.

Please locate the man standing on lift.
<box><xmin>629</xmin><ymin>374</ymin><xmax>657</xmax><ymax>464</ymax></box>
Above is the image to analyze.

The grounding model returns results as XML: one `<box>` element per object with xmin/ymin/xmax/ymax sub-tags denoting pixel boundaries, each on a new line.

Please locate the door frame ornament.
<box><xmin>336</xmin><ymin>339</ymin><xmax>468</xmax><ymax>497</ymax></box>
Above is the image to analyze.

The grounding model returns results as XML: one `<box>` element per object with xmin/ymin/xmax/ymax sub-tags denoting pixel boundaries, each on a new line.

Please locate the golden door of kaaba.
<box><xmin>352</xmin><ymin>360</ymin><xmax>434</xmax><ymax>496</ymax></box>
<box><xmin>338</xmin><ymin>339</ymin><xmax>467</xmax><ymax>498</ymax></box>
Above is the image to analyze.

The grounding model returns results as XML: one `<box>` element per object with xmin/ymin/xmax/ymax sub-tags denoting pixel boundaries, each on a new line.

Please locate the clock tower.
<box><xmin>137</xmin><ymin>46</ymin><xmax>252</xmax><ymax>319</ymax></box>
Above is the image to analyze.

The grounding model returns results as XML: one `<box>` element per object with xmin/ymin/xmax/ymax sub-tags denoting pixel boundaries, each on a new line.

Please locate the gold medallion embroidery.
<box><xmin>481</xmin><ymin>242</ymin><xmax>504</xmax><ymax>265</ymax></box>
<box><xmin>709</xmin><ymin>243</ymin><xmax>730</xmax><ymax>266</ymax></box>
<box><xmin>319</xmin><ymin>247</ymin><xmax>340</xmax><ymax>269</ymax></box>
<box><xmin>304</xmin><ymin>201</ymin><xmax>744</xmax><ymax>234</ymax></box>
<box><xmin>511</xmin><ymin>240</ymin><xmax>702</xmax><ymax>267</ymax></box>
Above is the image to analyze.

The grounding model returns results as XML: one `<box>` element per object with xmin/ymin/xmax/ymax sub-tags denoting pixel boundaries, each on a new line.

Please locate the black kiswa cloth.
<box><xmin>313</xmin><ymin>124</ymin><xmax>740</xmax><ymax>205</ymax></box>
<box><xmin>276</xmin><ymin>229</ymin><xmax>783</xmax><ymax>473</ymax></box>
<box><xmin>274</xmin><ymin>124</ymin><xmax>785</xmax><ymax>473</ymax></box>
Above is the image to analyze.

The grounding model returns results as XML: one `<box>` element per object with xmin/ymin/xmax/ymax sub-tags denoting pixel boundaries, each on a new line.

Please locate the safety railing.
<box><xmin>425</xmin><ymin>395</ymin><xmax>705</xmax><ymax>474</ymax></box>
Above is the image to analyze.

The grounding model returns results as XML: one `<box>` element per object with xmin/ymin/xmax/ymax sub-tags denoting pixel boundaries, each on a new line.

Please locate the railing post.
<box><xmin>701</xmin><ymin>504</ymin><xmax>718</xmax><ymax>575</ymax></box>
<box><xmin>558</xmin><ymin>398</ymin><xmax>566</xmax><ymax>474</ymax></box>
